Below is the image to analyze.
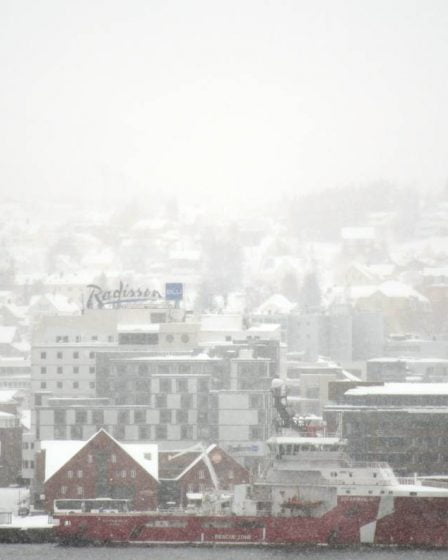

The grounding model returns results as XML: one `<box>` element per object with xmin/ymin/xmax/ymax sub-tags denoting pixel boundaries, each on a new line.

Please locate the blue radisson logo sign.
<box><xmin>165</xmin><ymin>282</ymin><xmax>183</xmax><ymax>301</ymax></box>
<box><xmin>86</xmin><ymin>282</ymin><xmax>163</xmax><ymax>309</ymax></box>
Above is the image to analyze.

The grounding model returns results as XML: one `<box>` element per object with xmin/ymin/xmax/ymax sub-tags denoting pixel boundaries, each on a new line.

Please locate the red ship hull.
<box><xmin>54</xmin><ymin>495</ymin><xmax>448</xmax><ymax>547</ymax></box>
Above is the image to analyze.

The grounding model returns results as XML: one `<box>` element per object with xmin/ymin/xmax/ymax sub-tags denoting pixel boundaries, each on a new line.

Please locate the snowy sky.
<box><xmin>1</xmin><ymin>0</ymin><xmax>448</xmax><ymax>205</ymax></box>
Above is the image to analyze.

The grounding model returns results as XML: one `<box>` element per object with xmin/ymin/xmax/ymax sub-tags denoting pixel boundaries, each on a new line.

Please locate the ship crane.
<box><xmin>271</xmin><ymin>378</ymin><xmax>311</xmax><ymax>434</ymax></box>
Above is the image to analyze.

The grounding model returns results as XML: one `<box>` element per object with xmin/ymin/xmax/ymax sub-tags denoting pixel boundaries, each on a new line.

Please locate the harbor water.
<box><xmin>0</xmin><ymin>544</ymin><xmax>446</xmax><ymax>560</ymax></box>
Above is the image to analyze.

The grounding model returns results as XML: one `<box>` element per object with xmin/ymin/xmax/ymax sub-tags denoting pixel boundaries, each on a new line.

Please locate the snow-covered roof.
<box><xmin>42</xmin><ymin>430</ymin><xmax>159</xmax><ymax>482</ymax></box>
<box><xmin>346</xmin><ymin>383</ymin><xmax>448</xmax><ymax>397</ymax></box>
<box><xmin>330</xmin><ymin>281</ymin><xmax>428</xmax><ymax>305</ymax></box>
<box><xmin>21</xmin><ymin>410</ymin><xmax>31</xmax><ymax>429</ymax></box>
<box><xmin>341</xmin><ymin>227</ymin><xmax>375</xmax><ymax>240</ymax></box>
<box><xmin>0</xmin><ymin>326</ymin><xmax>16</xmax><ymax>344</ymax></box>
<box><xmin>120</xmin><ymin>443</ymin><xmax>158</xmax><ymax>479</ymax></box>
<box><xmin>377</xmin><ymin>281</ymin><xmax>428</xmax><ymax>301</ymax></box>
<box><xmin>0</xmin><ymin>389</ymin><xmax>20</xmax><ymax>403</ymax></box>
<box><xmin>341</xmin><ymin>369</ymin><xmax>361</xmax><ymax>382</ymax></box>
<box><xmin>247</xmin><ymin>324</ymin><xmax>281</xmax><ymax>332</ymax></box>
<box><xmin>255</xmin><ymin>294</ymin><xmax>297</xmax><ymax>315</ymax></box>
<box><xmin>423</xmin><ymin>267</ymin><xmax>448</xmax><ymax>277</ymax></box>
<box><xmin>42</xmin><ymin>440</ymin><xmax>85</xmax><ymax>481</ymax></box>
<box><xmin>30</xmin><ymin>293</ymin><xmax>81</xmax><ymax>314</ymax></box>
<box><xmin>126</xmin><ymin>353</ymin><xmax>216</xmax><ymax>361</ymax></box>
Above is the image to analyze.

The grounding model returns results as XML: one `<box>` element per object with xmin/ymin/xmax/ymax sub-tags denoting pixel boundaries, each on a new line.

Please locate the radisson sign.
<box><xmin>86</xmin><ymin>282</ymin><xmax>163</xmax><ymax>309</ymax></box>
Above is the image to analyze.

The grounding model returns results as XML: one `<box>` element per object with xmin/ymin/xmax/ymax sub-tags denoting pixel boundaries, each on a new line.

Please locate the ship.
<box><xmin>53</xmin><ymin>381</ymin><xmax>448</xmax><ymax>547</ymax></box>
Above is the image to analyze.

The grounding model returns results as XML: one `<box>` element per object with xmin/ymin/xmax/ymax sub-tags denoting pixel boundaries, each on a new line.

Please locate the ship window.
<box><xmin>409</xmin><ymin>492</ymin><xmax>418</xmax><ymax>496</ymax></box>
<box><xmin>146</xmin><ymin>520</ymin><xmax>188</xmax><ymax>528</ymax></box>
<box><xmin>368</xmin><ymin>490</ymin><xmax>373</xmax><ymax>494</ymax></box>
<box><xmin>388</xmin><ymin>491</ymin><xmax>393</xmax><ymax>495</ymax></box>
<box><xmin>203</xmin><ymin>520</ymin><xmax>235</xmax><ymax>529</ymax></box>
<box><xmin>345</xmin><ymin>490</ymin><xmax>351</xmax><ymax>494</ymax></box>
<box><xmin>380</xmin><ymin>490</ymin><xmax>385</xmax><ymax>494</ymax></box>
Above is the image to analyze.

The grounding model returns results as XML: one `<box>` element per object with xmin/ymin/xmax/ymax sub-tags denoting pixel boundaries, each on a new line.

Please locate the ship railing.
<box><xmin>347</xmin><ymin>461</ymin><xmax>391</xmax><ymax>469</ymax></box>
<box><xmin>157</xmin><ymin>507</ymin><xmax>186</xmax><ymax>514</ymax></box>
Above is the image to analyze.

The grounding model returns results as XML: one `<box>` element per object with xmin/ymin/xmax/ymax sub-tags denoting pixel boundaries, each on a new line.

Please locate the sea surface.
<box><xmin>0</xmin><ymin>545</ymin><xmax>446</xmax><ymax>560</ymax></box>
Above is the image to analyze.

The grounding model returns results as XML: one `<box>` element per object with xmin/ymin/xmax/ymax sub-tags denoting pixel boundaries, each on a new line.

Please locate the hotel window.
<box><xmin>108</xmin><ymin>335</ymin><xmax>114</xmax><ymax>343</ymax></box>
<box><xmin>89</xmin><ymin>366</ymin><xmax>95</xmax><ymax>374</ymax></box>
<box><xmin>91</xmin><ymin>337</ymin><xmax>98</xmax><ymax>342</ymax></box>
<box><xmin>176</xmin><ymin>379</ymin><xmax>188</xmax><ymax>393</ymax></box>
<box><xmin>92</xmin><ymin>410</ymin><xmax>104</xmax><ymax>425</ymax></box>
<box><xmin>159</xmin><ymin>378</ymin><xmax>171</xmax><ymax>393</ymax></box>
<box><xmin>40</xmin><ymin>367</ymin><xmax>46</xmax><ymax>374</ymax></box>
<box><xmin>155</xmin><ymin>424</ymin><xmax>167</xmax><ymax>439</ymax></box>
<box><xmin>75</xmin><ymin>336</ymin><xmax>81</xmax><ymax>343</ymax></box>
<box><xmin>89</xmin><ymin>382</ymin><xmax>95</xmax><ymax>389</ymax></box>
<box><xmin>61</xmin><ymin>486</ymin><xmax>67</xmax><ymax>495</ymax></box>
<box><xmin>40</xmin><ymin>382</ymin><xmax>47</xmax><ymax>389</ymax></box>
<box><xmin>73</xmin><ymin>366</ymin><xmax>79</xmax><ymax>374</ymax></box>
<box><xmin>57</xmin><ymin>367</ymin><xmax>63</xmax><ymax>374</ymax></box>
<box><xmin>75</xmin><ymin>410</ymin><xmax>87</xmax><ymax>424</ymax></box>
<box><xmin>67</xmin><ymin>470</ymin><xmax>73</xmax><ymax>479</ymax></box>
<box><xmin>57</xmin><ymin>382</ymin><xmax>63</xmax><ymax>389</ymax></box>
<box><xmin>73</xmin><ymin>381</ymin><xmax>79</xmax><ymax>389</ymax></box>
<box><xmin>249</xmin><ymin>426</ymin><xmax>262</xmax><ymax>439</ymax></box>
<box><xmin>89</xmin><ymin>351</ymin><xmax>95</xmax><ymax>359</ymax></box>
<box><xmin>77</xmin><ymin>486</ymin><xmax>83</xmax><ymax>496</ymax></box>
<box><xmin>160</xmin><ymin>409</ymin><xmax>171</xmax><ymax>423</ymax></box>
<box><xmin>40</xmin><ymin>352</ymin><xmax>46</xmax><ymax>359</ymax></box>
<box><xmin>77</xmin><ymin>470</ymin><xmax>83</xmax><ymax>479</ymax></box>
<box><xmin>73</xmin><ymin>352</ymin><xmax>79</xmax><ymax>359</ymax></box>
<box><xmin>57</xmin><ymin>352</ymin><xmax>63</xmax><ymax>359</ymax></box>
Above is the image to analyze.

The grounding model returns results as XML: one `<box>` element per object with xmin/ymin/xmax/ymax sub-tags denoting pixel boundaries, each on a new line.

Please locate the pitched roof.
<box><xmin>255</xmin><ymin>294</ymin><xmax>297</xmax><ymax>315</ymax></box>
<box><xmin>42</xmin><ymin>429</ymin><xmax>158</xmax><ymax>482</ymax></box>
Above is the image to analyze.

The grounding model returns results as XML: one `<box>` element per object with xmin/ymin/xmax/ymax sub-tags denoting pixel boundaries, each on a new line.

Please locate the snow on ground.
<box><xmin>0</xmin><ymin>487</ymin><xmax>55</xmax><ymax>528</ymax></box>
<box><xmin>0</xmin><ymin>487</ymin><xmax>29</xmax><ymax>513</ymax></box>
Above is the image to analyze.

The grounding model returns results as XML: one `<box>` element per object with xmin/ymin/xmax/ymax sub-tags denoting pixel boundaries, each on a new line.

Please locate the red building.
<box><xmin>158</xmin><ymin>444</ymin><xmax>250</xmax><ymax>508</ymax></box>
<box><xmin>38</xmin><ymin>429</ymin><xmax>159</xmax><ymax>512</ymax></box>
